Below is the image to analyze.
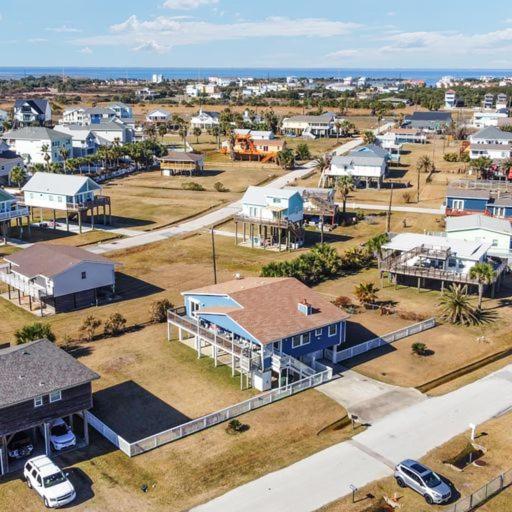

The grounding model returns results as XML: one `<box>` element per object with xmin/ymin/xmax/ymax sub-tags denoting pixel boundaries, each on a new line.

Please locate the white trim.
<box><xmin>328</xmin><ymin>324</ymin><xmax>338</xmax><ymax>337</ymax></box>
<box><xmin>49</xmin><ymin>390</ymin><xmax>62</xmax><ymax>403</ymax></box>
<box><xmin>34</xmin><ymin>396</ymin><xmax>43</xmax><ymax>407</ymax></box>
<box><xmin>291</xmin><ymin>332</ymin><xmax>311</xmax><ymax>348</ymax></box>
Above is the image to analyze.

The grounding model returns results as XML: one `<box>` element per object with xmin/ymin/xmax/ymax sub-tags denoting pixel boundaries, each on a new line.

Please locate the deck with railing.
<box><xmin>0</xmin><ymin>268</ymin><xmax>48</xmax><ymax>299</ymax></box>
<box><xmin>0</xmin><ymin>207</ymin><xmax>29</xmax><ymax>222</ymax></box>
<box><xmin>233</xmin><ymin>213</ymin><xmax>295</xmax><ymax>229</ymax></box>
<box><xmin>167</xmin><ymin>307</ymin><xmax>261</xmax><ymax>370</ymax></box>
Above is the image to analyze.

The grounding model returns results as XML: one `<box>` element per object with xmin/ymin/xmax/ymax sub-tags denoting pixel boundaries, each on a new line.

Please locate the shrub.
<box><xmin>226</xmin><ymin>419</ymin><xmax>249</xmax><ymax>434</ymax></box>
<box><xmin>150</xmin><ymin>298</ymin><xmax>174</xmax><ymax>323</ymax></box>
<box><xmin>15</xmin><ymin>323</ymin><xmax>56</xmax><ymax>345</ymax></box>
<box><xmin>79</xmin><ymin>315</ymin><xmax>102</xmax><ymax>342</ymax></box>
<box><xmin>332</xmin><ymin>296</ymin><xmax>352</xmax><ymax>309</ymax></box>
<box><xmin>354</xmin><ymin>282</ymin><xmax>379</xmax><ymax>306</ymax></box>
<box><xmin>294</xmin><ymin>143</ymin><xmax>311</xmax><ymax>161</ymax></box>
<box><xmin>104</xmin><ymin>313</ymin><xmax>127</xmax><ymax>337</ymax></box>
<box><xmin>213</xmin><ymin>181</ymin><xmax>229</xmax><ymax>192</ymax></box>
<box><xmin>443</xmin><ymin>152</ymin><xmax>459</xmax><ymax>162</ymax></box>
<box><xmin>398</xmin><ymin>311</ymin><xmax>429</xmax><ymax>322</ymax></box>
<box><xmin>460</xmin><ymin>152</ymin><xmax>470</xmax><ymax>163</ymax></box>
<box><xmin>412</xmin><ymin>342</ymin><xmax>428</xmax><ymax>355</ymax></box>
<box><xmin>402</xmin><ymin>191</ymin><xmax>413</xmax><ymax>204</ymax></box>
<box><xmin>182</xmin><ymin>181</ymin><xmax>205</xmax><ymax>191</ymax></box>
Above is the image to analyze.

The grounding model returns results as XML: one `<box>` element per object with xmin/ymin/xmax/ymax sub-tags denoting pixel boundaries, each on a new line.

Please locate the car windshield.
<box><xmin>422</xmin><ymin>471</ymin><xmax>442</xmax><ymax>487</ymax></box>
<box><xmin>51</xmin><ymin>425</ymin><xmax>68</xmax><ymax>436</ymax></box>
<box><xmin>43</xmin><ymin>472</ymin><xmax>67</xmax><ymax>488</ymax></box>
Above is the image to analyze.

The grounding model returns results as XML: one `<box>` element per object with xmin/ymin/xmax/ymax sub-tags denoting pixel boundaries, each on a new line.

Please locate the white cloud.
<box><xmin>163</xmin><ymin>0</ymin><xmax>218</xmax><ymax>9</ymax></box>
<box><xmin>46</xmin><ymin>25</ymin><xmax>82</xmax><ymax>33</ymax></box>
<box><xmin>327</xmin><ymin>49</ymin><xmax>360</xmax><ymax>59</ymax></box>
<box><xmin>132</xmin><ymin>40</ymin><xmax>170</xmax><ymax>53</ymax></box>
<box><xmin>79</xmin><ymin>15</ymin><xmax>361</xmax><ymax>51</ymax></box>
<box><xmin>80</xmin><ymin>46</ymin><xmax>93</xmax><ymax>54</ymax></box>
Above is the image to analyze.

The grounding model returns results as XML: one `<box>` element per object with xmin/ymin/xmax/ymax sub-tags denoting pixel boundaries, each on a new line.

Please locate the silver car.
<box><xmin>394</xmin><ymin>459</ymin><xmax>452</xmax><ymax>504</ymax></box>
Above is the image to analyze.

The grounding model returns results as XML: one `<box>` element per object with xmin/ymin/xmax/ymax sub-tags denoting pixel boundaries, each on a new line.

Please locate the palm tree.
<box><xmin>178</xmin><ymin>125</ymin><xmax>188</xmax><ymax>151</ymax></box>
<box><xmin>314</xmin><ymin>155</ymin><xmax>330</xmax><ymax>187</ymax></box>
<box><xmin>41</xmin><ymin>144</ymin><xmax>51</xmax><ymax>170</ymax></box>
<box><xmin>10</xmin><ymin>165</ymin><xmax>26</xmax><ymax>188</ymax></box>
<box><xmin>334</xmin><ymin>120</ymin><xmax>342</xmax><ymax>141</ymax></box>
<box><xmin>193</xmin><ymin>127</ymin><xmax>202</xmax><ymax>144</ymax></box>
<box><xmin>469</xmin><ymin>262</ymin><xmax>496</xmax><ymax>308</ymax></box>
<box><xmin>470</xmin><ymin>156</ymin><xmax>493</xmax><ymax>180</ymax></box>
<box><xmin>354</xmin><ymin>282</ymin><xmax>379</xmax><ymax>306</ymax></box>
<box><xmin>438</xmin><ymin>285</ymin><xmax>480</xmax><ymax>325</ymax></box>
<box><xmin>336</xmin><ymin>175</ymin><xmax>355</xmax><ymax>214</ymax></box>
<box><xmin>157</xmin><ymin>124</ymin><xmax>168</xmax><ymax>140</ymax></box>
<box><xmin>362</xmin><ymin>131</ymin><xmax>376</xmax><ymax>145</ymax></box>
<box><xmin>276</xmin><ymin>148</ymin><xmax>295</xmax><ymax>170</ymax></box>
<box><xmin>365</xmin><ymin>233</ymin><xmax>390</xmax><ymax>261</ymax></box>
<box><xmin>211</xmin><ymin>126</ymin><xmax>221</xmax><ymax>149</ymax></box>
<box><xmin>59</xmin><ymin>148</ymin><xmax>70</xmax><ymax>173</ymax></box>
<box><xmin>416</xmin><ymin>155</ymin><xmax>433</xmax><ymax>203</ymax></box>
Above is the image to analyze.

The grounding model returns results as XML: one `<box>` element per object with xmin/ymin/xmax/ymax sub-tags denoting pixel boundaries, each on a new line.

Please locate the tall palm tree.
<box><xmin>41</xmin><ymin>144</ymin><xmax>51</xmax><ymax>170</ymax></box>
<box><xmin>438</xmin><ymin>284</ymin><xmax>480</xmax><ymax>325</ymax></box>
<box><xmin>178</xmin><ymin>125</ymin><xmax>188</xmax><ymax>151</ymax></box>
<box><xmin>10</xmin><ymin>165</ymin><xmax>26</xmax><ymax>188</ymax></box>
<box><xmin>365</xmin><ymin>233</ymin><xmax>390</xmax><ymax>261</ymax></box>
<box><xmin>59</xmin><ymin>148</ymin><xmax>70</xmax><ymax>173</ymax></box>
<box><xmin>336</xmin><ymin>175</ymin><xmax>355</xmax><ymax>214</ymax></box>
<box><xmin>416</xmin><ymin>155</ymin><xmax>433</xmax><ymax>203</ymax></box>
<box><xmin>315</xmin><ymin>155</ymin><xmax>330</xmax><ymax>187</ymax></box>
<box><xmin>469</xmin><ymin>262</ymin><xmax>496</xmax><ymax>308</ymax></box>
<box><xmin>276</xmin><ymin>148</ymin><xmax>295</xmax><ymax>170</ymax></box>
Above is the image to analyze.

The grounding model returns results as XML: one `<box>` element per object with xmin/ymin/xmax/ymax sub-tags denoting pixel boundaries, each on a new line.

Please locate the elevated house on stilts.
<box><xmin>21</xmin><ymin>172</ymin><xmax>111</xmax><ymax>233</ymax></box>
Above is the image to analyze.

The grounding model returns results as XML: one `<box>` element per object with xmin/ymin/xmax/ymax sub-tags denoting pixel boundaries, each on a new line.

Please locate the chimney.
<box><xmin>297</xmin><ymin>299</ymin><xmax>312</xmax><ymax>315</ymax></box>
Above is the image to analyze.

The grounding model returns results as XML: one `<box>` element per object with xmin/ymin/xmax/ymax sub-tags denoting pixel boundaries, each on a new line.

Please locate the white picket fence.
<box><xmin>87</xmin><ymin>368</ymin><xmax>332</xmax><ymax>457</ymax></box>
<box><xmin>326</xmin><ymin>318</ymin><xmax>436</xmax><ymax>363</ymax></box>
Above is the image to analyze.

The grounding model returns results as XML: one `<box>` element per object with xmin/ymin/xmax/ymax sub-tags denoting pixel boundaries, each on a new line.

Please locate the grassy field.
<box><xmin>320</xmin><ymin>410</ymin><xmax>512</xmax><ymax>512</ymax></box>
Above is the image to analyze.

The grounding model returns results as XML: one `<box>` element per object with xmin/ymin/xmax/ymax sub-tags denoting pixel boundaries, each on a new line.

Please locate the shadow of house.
<box><xmin>114</xmin><ymin>272</ymin><xmax>165</xmax><ymax>301</ymax></box>
<box><xmin>92</xmin><ymin>381</ymin><xmax>191</xmax><ymax>442</ymax></box>
<box><xmin>109</xmin><ymin>215</ymin><xmax>154</xmax><ymax>229</ymax></box>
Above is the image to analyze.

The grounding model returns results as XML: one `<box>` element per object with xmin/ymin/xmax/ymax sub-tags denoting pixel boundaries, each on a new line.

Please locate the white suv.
<box><xmin>23</xmin><ymin>455</ymin><xmax>76</xmax><ymax>508</ymax></box>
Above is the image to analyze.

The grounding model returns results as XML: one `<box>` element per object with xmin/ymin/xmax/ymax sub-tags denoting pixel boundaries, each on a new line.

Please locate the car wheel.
<box><xmin>396</xmin><ymin>477</ymin><xmax>406</xmax><ymax>488</ymax></box>
<box><xmin>424</xmin><ymin>494</ymin><xmax>433</xmax><ymax>505</ymax></box>
<box><xmin>44</xmin><ymin>498</ymin><xmax>50</xmax><ymax>508</ymax></box>
<box><xmin>26</xmin><ymin>478</ymin><xmax>32</xmax><ymax>489</ymax></box>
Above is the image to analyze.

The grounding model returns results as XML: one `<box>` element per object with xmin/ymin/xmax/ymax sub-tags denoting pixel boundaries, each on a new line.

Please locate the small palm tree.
<box><xmin>336</xmin><ymin>175</ymin><xmax>355</xmax><ymax>214</ymax></box>
<box><xmin>276</xmin><ymin>148</ymin><xmax>295</xmax><ymax>170</ymax></box>
<box><xmin>438</xmin><ymin>285</ymin><xmax>480</xmax><ymax>326</ymax></box>
<box><xmin>193</xmin><ymin>127</ymin><xmax>202</xmax><ymax>144</ymax></box>
<box><xmin>365</xmin><ymin>233</ymin><xmax>390</xmax><ymax>260</ymax></box>
<box><xmin>362</xmin><ymin>131</ymin><xmax>376</xmax><ymax>145</ymax></box>
<box><xmin>10</xmin><ymin>165</ymin><xmax>26</xmax><ymax>188</ymax></box>
<box><xmin>469</xmin><ymin>262</ymin><xmax>496</xmax><ymax>308</ymax></box>
<box><xmin>59</xmin><ymin>148</ymin><xmax>70</xmax><ymax>173</ymax></box>
<box><xmin>416</xmin><ymin>155</ymin><xmax>433</xmax><ymax>203</ymax></box>
<box><xmin>354</xmin><ymin>282</ymin><xmax>379</xmax><ymax>306</ymax></box>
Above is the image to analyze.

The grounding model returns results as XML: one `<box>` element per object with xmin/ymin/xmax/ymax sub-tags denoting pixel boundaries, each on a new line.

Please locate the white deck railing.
<box><xmin>0</xmin><ymin>270</ymin><xmax>48</xmax><ymax>299</ymax></box>
<box><xmin>0</xmin><ymin>207</ymin><xmax>29</xmax><ymax>222</ymax></box>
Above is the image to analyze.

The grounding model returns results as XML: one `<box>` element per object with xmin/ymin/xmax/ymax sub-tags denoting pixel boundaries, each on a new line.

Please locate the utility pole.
<box><xmin>211</xmin><ymin>225</ymin><xmax>218</xmax><ymax>284</ymax></box>
<box><xmin>386</xmin><ymin>183</ymin><xmax>394</xmax><ymax>233</ymax></box>
<box><xmin>417</xmin><ymin>163</ymin><xmax>421</xmax><ymax>203</ymax></box>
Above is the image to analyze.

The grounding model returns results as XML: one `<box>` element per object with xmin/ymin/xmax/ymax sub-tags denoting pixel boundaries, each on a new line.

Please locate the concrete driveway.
<box><xmin>318</xmin><ymin>369</ymin><xmax>427</xmax><ymax>424</ymax></box>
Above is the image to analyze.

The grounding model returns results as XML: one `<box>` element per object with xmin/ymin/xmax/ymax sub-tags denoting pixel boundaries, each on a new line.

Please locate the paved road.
<box><xmin>87</xmin><ymin>130</ymin><xmax>393</xmax><ymax>255</ymax></box>
<box><xmin>192</xmin><ymin>364</ymin><xmax>512</xmax><ymax>512</ymax></box>
<box><xmin>319</xmin><ymin>369</ymin><xmax>426</xmax><ymax>424</ymax></box>
<box><xmin>345</xmin><ymin>202</ymin><xmax>444</xmax><ymax>215</ymax></box>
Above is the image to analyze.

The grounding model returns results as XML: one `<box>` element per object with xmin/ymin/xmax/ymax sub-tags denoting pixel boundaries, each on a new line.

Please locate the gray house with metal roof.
<box><xmin>13</xmin><ymin>99</ymin><xmax>52</xmax><ymax>126</ymax></box>
<box><xmin>405</xmin><ymin>111</ymin><xmax>452</xmax><ymax>131</ymax></box>
<box><xmin>0</xmin><ymin>339</ymin><xmax>99</xmax><ymax>475</ymax></box>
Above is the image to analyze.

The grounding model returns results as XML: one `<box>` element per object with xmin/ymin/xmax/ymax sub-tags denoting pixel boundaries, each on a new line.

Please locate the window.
<box><xmin>492</xmin><ymin>239</ymin><xmax>499</xmax><ymax>247</ymax></box>
<box><xmin>34</xmin><ymin>396</ymin><xmax>43</xmax><ymax>407</ymax></box>
<box><xmin>328</xmin><ymin>324</ymin><xmax>338</xmax><ymax>337</ymax></box>
<box><xmin>49</xmin><ymin>390</ymin><xmax>62</xmax><ymax>403</ymax></box>
<box><xmin>315</xmin><ymin>328</ymin><xmax>323</xmax><ymax>336</ymax></box>
<box><xmin>291</xmin><ymin>332</ymin><xmax>310</xmax><ymax>348</ymax></box>
<box><xmin>452</xmin><ymin>199</ymin><xmax>464</xmax><ymax>211</ymax></box>
<box><xmin>81</xmin><ymin>271</ymin><xmax>87</xmax><ymax>280</ymax></box>
<box><xmin>48</xmin><ymin>195</ymin><xmax>54</xmax><ymax>202</ymax></box>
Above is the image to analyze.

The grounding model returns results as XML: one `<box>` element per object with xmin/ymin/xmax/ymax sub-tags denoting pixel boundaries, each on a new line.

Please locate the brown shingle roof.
<box><xmin>159</xmin><ymin>152</ymin><xmax>204</xmax><ymax>163</ymax></box>
<box><xmin>186</xmin><ymin>277</ymin><xmax>349</xmax><ymax>344</ymax></box>
<box><xmin>5</xmin><ymin>244</ymin><xmax>115</xmax><ymax>279</ymax></box>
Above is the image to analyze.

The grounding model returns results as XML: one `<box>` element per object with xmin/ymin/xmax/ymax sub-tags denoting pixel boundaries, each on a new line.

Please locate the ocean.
<box><xmin>1</xmin><ymin>67</ymin><xmax>512</xmax><ymax>86</ymax></box>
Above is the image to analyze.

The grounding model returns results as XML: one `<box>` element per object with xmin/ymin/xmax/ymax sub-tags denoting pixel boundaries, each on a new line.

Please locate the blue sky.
<box><xmin>2</xmin><ymin>0</ymin><xmax>512</xmax><ymax>68</ymax></box>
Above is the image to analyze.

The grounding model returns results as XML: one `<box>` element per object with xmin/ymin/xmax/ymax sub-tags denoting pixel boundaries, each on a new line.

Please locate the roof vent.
<box><xmin>298</xmin><ymin>299</ymin><xmax>312</xmax><ymax>316</ymax></box>
<box><xmin>234</xmin><ymin>273</ymin><xmax>243</xmax><ymax>280</ymax></box>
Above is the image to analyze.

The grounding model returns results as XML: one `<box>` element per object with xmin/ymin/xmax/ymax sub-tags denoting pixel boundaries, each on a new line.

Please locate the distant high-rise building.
<box><xmin>152</xmin><ymin>73</ymin><xmax>163</xmax><ymax>84</ymax></box>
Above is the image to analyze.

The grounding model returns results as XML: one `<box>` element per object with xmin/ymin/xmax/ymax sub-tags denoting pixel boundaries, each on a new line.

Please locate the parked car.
<box><xmin>23</xmin><ymin>455</ymin><xmax>76</xmax><ymax>508</ymax></box>
<box><xmin>394</xmin><ymin>459</ymin><xmax>452</xmax><ymax>504</ymax></box>
<box><xmin>49</xmin><ymin>419</ymin><xmax>76</xmax><ymax>451</ymax></box>
<box><xmin>8</xmin><ymin>431</ymin><xmax>34</xmax><ymax>460</ymax></box>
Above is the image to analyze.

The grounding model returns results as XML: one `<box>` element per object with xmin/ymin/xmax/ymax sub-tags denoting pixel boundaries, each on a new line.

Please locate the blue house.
<box><xmin>445</xmin><ymin>185</ymin><xmax>512</xmax><ymax>219</ymax></box>
<box><xmin>168</xmin><ymin>277</ymin><xmax>349</xmax><ymax>390</ymax></box>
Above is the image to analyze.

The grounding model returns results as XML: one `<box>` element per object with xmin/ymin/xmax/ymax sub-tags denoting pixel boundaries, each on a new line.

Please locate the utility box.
<box><xmin>252</xmin><ymin>370</ymin><xmax>272</xmax><ymax>391</ymax></box>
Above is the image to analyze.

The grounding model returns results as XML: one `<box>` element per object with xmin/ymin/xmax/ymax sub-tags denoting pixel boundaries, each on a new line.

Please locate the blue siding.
<box><xmin>196</xmin><ymin>312</ymin><xmax>260</xmax><ymax>345</ymax></box>
<box><xmin>280</xmin><ymin>321</ymin><xmax>345</xmax><ymax>358</ymax></box>
<box><xmin>183</xmin><ymin>293</ymin><xmax>239</xmax><ymax>317</ymax></box>
<box><xmin>446</xmin><ymin>196</ymin><xmax>488</xmax><ymax>212</ymax></box>
<box><xmin>287</xmin><ymin>192</ymin><xmax>303</xmax><ymax>216</ymax></box>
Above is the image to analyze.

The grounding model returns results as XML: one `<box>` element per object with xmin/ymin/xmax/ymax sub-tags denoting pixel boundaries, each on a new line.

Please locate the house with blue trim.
<box><xmin>168</xmin><ymin>277</ymin><xmax>349</xmax><ymax>390</ymax></box>
<box><xmin>234</xmin><ymin>186</ymin><xmax>305</xmax><ymax>250</ymax></box>
<box><xmin>445</xmin><ymin>184</ymin><xmax>512</xmax><ymax>219</ymax></box>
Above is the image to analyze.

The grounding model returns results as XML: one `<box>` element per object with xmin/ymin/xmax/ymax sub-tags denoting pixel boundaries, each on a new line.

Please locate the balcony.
<box><xmin>0</xmin><ymin>268</ymin><xmax>48</xmax><ymax>299</ymax></box>
<box><xmin>233</xmin><ymin>213</ymin><xmax>292</xmax><ymax>228</ymax></box>
<box><xmin>0</xmin><ymin>206</ymin><xmax>29</xmax><ymax>222</ymax></box>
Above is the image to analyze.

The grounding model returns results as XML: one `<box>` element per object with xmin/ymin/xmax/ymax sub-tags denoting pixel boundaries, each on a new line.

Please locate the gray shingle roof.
<box><xmin>0</xmin><ymin>339</ymin><xmax>99</xmax><ymax>409</ymax></box>
<box><xmin>471</xmin><ymin>126</ymin><xmax>512</xmax><ymax>141</ymax></box>
<box><xmin>14</xmin><ymin>99</ymin><xmax>49</xmax><ymax>115</ymax></box>
<box><xmin>3</xmin><ymin>127</ymin><xmax>70</xmax><ymax>142</ymax></box>
<box><xmin>408</xmin><ymin>111</ymin><xmax>452</xmax><ymax>122</ymax></box>
<box><xmin>446</xmin><ymin>187</ymin><xmax>491</xmax><ymax>199</ymax></box>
